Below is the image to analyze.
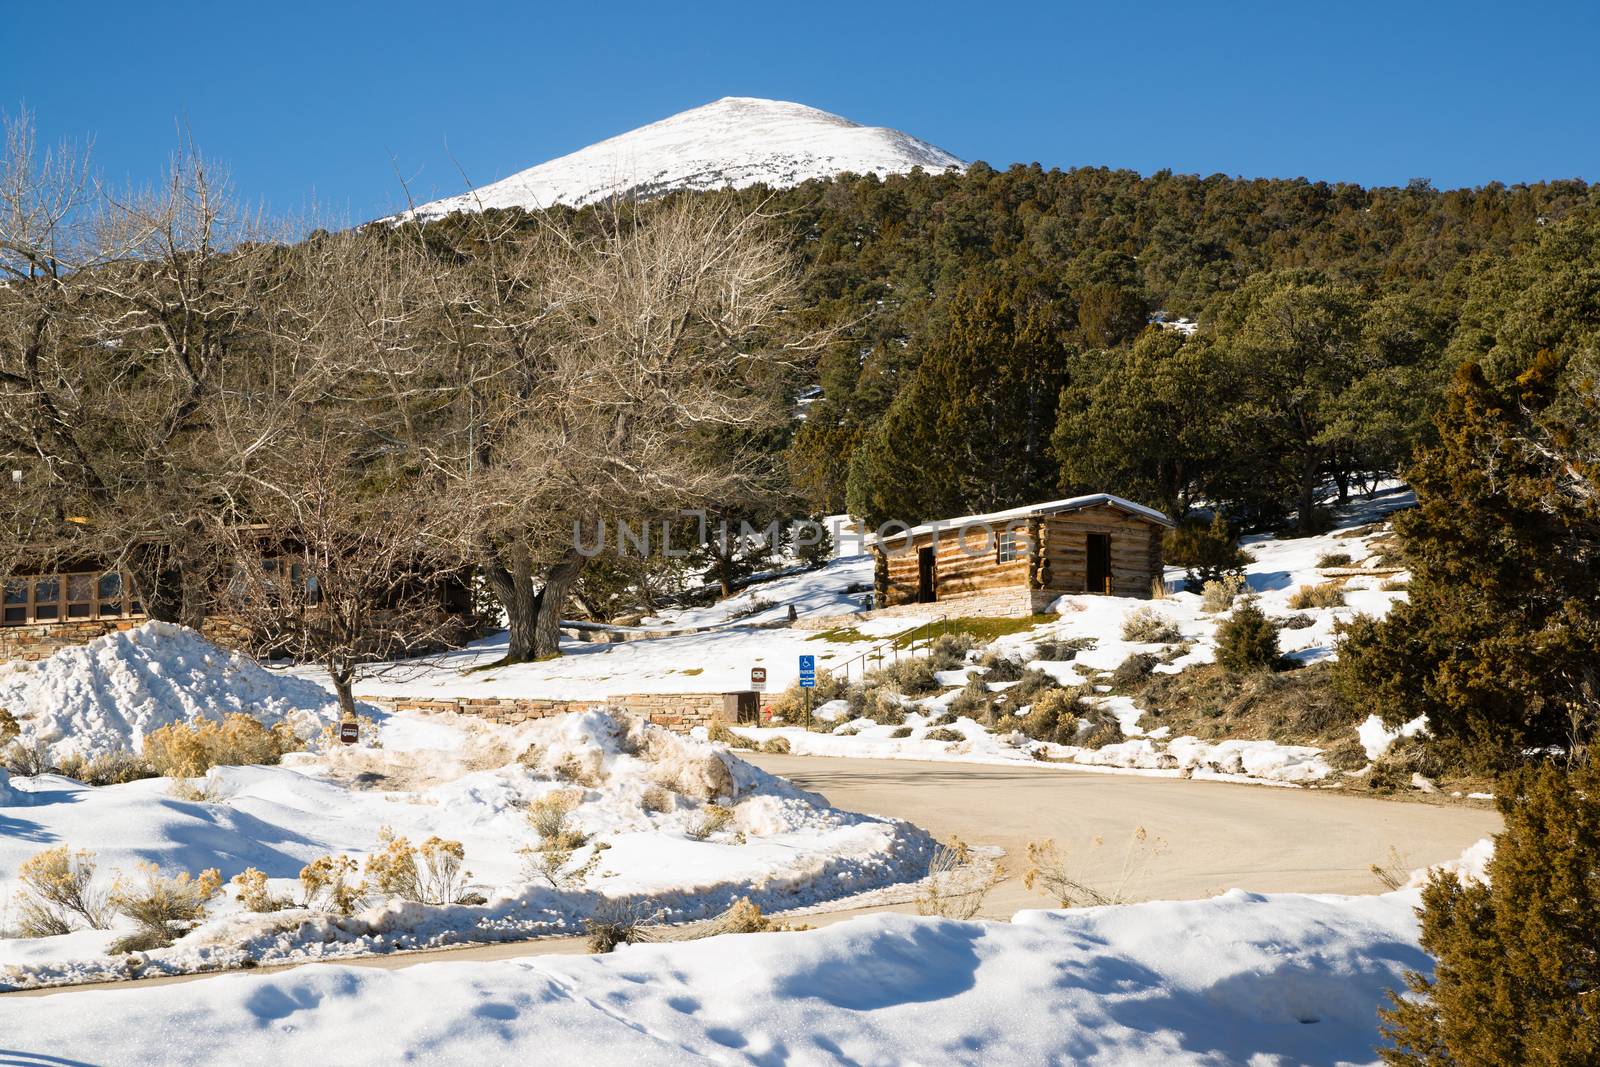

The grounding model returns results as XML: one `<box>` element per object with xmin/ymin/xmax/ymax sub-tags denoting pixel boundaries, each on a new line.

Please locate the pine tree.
<box><xmin>1215</xmin><ymin>599</ymin><xmax>1281</xmax><ymax>673</ymax></box>
<box><xmin>1336</xmin><ymin>353</ymin><xmax>1600</xmax><ymax>770</ymax></box>
<box><xmin>845</xmin><ymin>277</ymin><xmax>1072</xmax><ymax>525</ymax></box>
<box><xmin>1380</xmin><ymin>764</ymin><xmax>1600</xmax><ymax>1064</ymax></box>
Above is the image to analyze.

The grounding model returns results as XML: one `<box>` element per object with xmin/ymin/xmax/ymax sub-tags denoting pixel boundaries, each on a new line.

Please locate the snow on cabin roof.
<box><xmin>870</xmin><ymin>494</ymin><xmax>1174</xmax><ymax>545</ymax></box>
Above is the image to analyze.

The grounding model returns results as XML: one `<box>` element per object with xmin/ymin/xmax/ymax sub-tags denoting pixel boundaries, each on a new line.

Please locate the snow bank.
<box><xmin>0</xmin><ymin>890</ymin><xmax>1428</xmax><ymax>1065</ymax></box>
<box><xmin>0</xmin><ymin>622</ymin><xmax>347</xmax><ymax>761</ymax></box>
<box><xmin>1358</xmin><ymin>713</ymin><xmax>1429</xmax><ymax>760</ymax></box>
<box><xmin>0</xmin><ymin>708</ymin><xmax>932</xmax><ymax>988</ymax></box>
<box><xmin>737</xmin><ymin>716</ymin><xmax>1333</xmax><ymax>786</ymax></box>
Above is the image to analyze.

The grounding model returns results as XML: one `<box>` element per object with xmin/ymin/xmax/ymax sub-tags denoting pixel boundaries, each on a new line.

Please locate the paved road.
<box><xmin>3</xmin><ymin>754</ymin><xmax>1499</xmax><ymax>997</ymax></box>
<box><xmin>747</xmin><ymin>753</ymin><xmax>1502</xmax><ymax>918</ymax></box>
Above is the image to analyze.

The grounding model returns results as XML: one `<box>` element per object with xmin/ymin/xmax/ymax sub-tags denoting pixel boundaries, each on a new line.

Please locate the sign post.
<box><xmin>339</xmin><ymin>719</ymin><xmax>359</xmax><ymax>745</ymax></box>
<box><xmin>798</xmin><ymin>654</ymin><xmax>816</xmax><ymax>728</ymax></box>
<box><xmin>750</xmin><ymin>666</ymin><xmax>767</xmax><ymax>692</ymax></box>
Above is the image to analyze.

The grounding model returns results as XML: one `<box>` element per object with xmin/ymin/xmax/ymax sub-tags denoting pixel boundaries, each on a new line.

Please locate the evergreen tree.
<box><xmin>1336</xmin><ymin>353</ymin><xmax>1600</xmax><ymax>770</ymax></box>
<box><xmin>1198</xmin><ymin>272</ymin><xmax>1371</xmax><ymax>529</ymax></box>
<box><xmin>1052</xmin><ymin>328</ymin><xmax>1217</xmax><ymax>514</ymax></box>
<box><xmin>1215</xmin><ymin>599</ymin><xmax>1281</xmax><ymax>673</ymax></box>
<box><xmin>845</xmin><ymin>277</ymin><xmax>1072</xmax><ymax>525</ymax></box>
<box><xmin>1380</xmin><ymin>764</ymin><xmax>1600</xmax><ymax>1064</ymax></box>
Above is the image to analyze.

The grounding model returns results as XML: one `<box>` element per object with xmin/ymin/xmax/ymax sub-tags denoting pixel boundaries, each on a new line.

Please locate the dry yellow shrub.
<box><xmin>230</xmin><ymin>868</ymin><xmax>290</xmax><ymax>912</ymax></box>
<box><xmin>298</xmin><ymin>854</ymin><xmax>362</xmax><ymax>914</ymax></box>
<box><xmin>16</xmin><ymin>845</ymin><xmax>110</xmax><ymax>935</ymax></box>
<box><xmin>109</xmin><ymin>863</ymin><xmax>222</xmax><ymax>950</ymax></box>
<box><xmin>143</xmin><ymin>714</ymin><xmax>301</xmax><ymax>778</ymax></box>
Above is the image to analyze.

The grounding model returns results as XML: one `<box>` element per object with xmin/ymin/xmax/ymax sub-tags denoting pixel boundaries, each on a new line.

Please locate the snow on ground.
<box><xmin>727</xmin><ymin>488</ymin><xmax>1418</xmax><ymax>784</ymax></box>
<box><xmin>0</xmin><ymin>708</ymin><xmax>930</xmax><ymax>989</ymax></box>
<box><xmin>0</xmin><ymin>888</ymin><xmax>1432</xmax><ymax>1066</ymax></box>
<box><xmin>302</xmin><ymin>552</ymin><xmax>915</xmax><ymax>702</ymax></box>
<box><xmin>1359</xmin><ymin>713</ymin><xmax>1430</xmax><ymax>760</ymax></box>
<box><xmin>0</xmin><ymin>621</ymin><xmax>348</xmax><ymax>762</ymax></box>
<box><xmin>732</xmin><ymin>713</ymin><xmax>1330</xmax><ymax>787</ymax></box>
<box><xmin>287</xmin><ymin>487</ymin><xmax>1417</xmax><ymax>787</ymax></box>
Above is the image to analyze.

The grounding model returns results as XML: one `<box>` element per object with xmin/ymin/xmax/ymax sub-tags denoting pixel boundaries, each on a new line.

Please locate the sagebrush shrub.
<box><xmin>994</xmin><ymin>670</ymin><xmax>1062</xmax><ymax>724</ymax></box>
<box><xmin>1317</xmin><ymin>551</ymin><xmax>1353</xmax><ymax>568</ymax></box>
<box><xmin>230</xmin><ymin>868</ymin><xmax>290</xmax><ymax>912</ymax></box>
<box><xmin>1110</xmin><ymin>653</ymin><xmax>1157</xmax><ymax>688</ymax></box>
<box><xmin>687</xmin><ymin>803</ymin><xmax>734</xmax><ymax>841</ymax></box>
<box><xmin>1011</xmin><ymin>687</ymin><xmax>1086</xmax><ymax>745</ymax></box>
<box><xmin>364</xmin><ymin>828</ymin><xmax>440</xmax><ymax>903</ymax></box>
<box><xmin>1288</xmin><ymin>580</ymin><xmax>1346</xmax><ymax>609</ymax></box>
<box><xmin>1214</xmin><ymin>600</ymin><xmax>1281</xmax><ymax>674</ymax></box>
<box><xmin>947</xmin><ymin>677</ymin><xmax>995</xmax><ymax>721</ymax></box>
<box><xmin>1200</xmin><ymin>573</ymin><xmax>1249</xmax><ymax>613</ymax></box>
<box><xmin>1031</xmin><ymin>636</ymin><xmax>1097</xmax><ymax>661</ymax></box>
<box><xmin>707</xmin><ymin>720</ymin><xmax>756</xmax><ymax>749</ymax></box>
<box><xmin>298</xmin><ymin>854</ymin><xmax>362</xmax><ymax>914</ymax></box>
<box><xmin>1120</xmin><ymin>607</ymin><xmax>1181</xmax><ymax>644</ymax></box>
<box><xmin>585</xmin><ymin>897</ymin><xmax>660</xmax><ymax>954</ymax></box>
<box><xmin>925</xmin><ymin>632</ymin><xmax>977</xmax><ymax>671</ymax></box>
<box><xmin>850</xmin><ymin>685</ymin><xmax>906</xmax><ymax>725</ymax></box>
<box><xmin>143</xmin><ymin>714</ymin><xmax>300</xmax><ymax>778</ymax></box>
<box><xmin>759</xmin><ymin>737</ymin><xmax>790</xmax><ymax>754</ymax></box>
<box><xmin>767</xmin><ymin>672</ymin><xmax>850</xmax><ymax>721</ymax></box>
<box><xmin>110</xmin><ymin>863</ymin><xmax>222</xmax><ymax>951</ymax></box>
<box><xmin>924</xmin><ymin>727</ymin><xmax>963</xmax><ymax>742</ymax></box>
<box><xmin>978</xmin><ymin>649</ymin><xmax>1027</xmax><ymax>680</ymax></box>
<box><xmin>0</xmin><ymin>707</ymin><xmax>18</xmax><ymax>747</ymax></box>
<box><xmin>641</xmin><ymin>784</ymin><xmax>675</xmax><ymax>813</ymax></box>
<box><xmin>916</xmin><ymin>836</ymin><xmax>1002</xmax><ymax>920</ymax></box>
<box><xmin>866</xmin><ymin>657</ymin><xmax>939</xmax><ymax>697</ymax></box>
<box><xmin>890</xmin><ymin>726</ymin><xmax>913</xmax><ymax>738</ymax></box>
<box><xmin>54</xmin><ymin>750</ymin><xmax>156</xmax><ymax>786</ymax></box>
<box><xmin>16</xmin><ymin>846</ymin><xmax>110</xmax><ymax>936</ymax></box>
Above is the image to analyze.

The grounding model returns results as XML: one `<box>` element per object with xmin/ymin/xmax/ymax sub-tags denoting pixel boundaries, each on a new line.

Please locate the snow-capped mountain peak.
<box><xmin>402</xmin><ymin>97</ymin><xmax>964</xmax><ymax>220</ymax></box>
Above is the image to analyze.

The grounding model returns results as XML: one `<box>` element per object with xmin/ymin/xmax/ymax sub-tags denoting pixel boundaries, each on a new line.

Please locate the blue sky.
<box><xmin>6</xmin><ymin>0</ymin><xmax>1596</xmax><ymax>222</ymax></box>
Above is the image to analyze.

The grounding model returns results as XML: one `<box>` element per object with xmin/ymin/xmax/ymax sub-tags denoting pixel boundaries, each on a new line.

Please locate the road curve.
<box><xmin>747</xmin><ymin>752</ymin><xmax>1501</xmax><ymax>917</ymax></box>
<box><xmin>2</xmin><ymin>753</ymin><xmax>1499</xmax><ymax>998</ymax></box>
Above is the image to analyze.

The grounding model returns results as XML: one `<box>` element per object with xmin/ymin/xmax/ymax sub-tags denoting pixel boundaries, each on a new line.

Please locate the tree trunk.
<box><xmin>530</xmin><ymin>549</ymin><xmax>587</xmax><ymax>659</ymax></box>
<box><xmin>330</xmin><ymin>660</ymin><xmax>359</xmax><ymax>721</ymax></box>
<box><xmin>1298</xmin><ymin>449</ymin><xmax>1326</xmax><ymax>533</ymax></box>
<box><xmin>483</xmin><ymin>542</ymin><xmax>538</xmax><ymax>663</ymax></box>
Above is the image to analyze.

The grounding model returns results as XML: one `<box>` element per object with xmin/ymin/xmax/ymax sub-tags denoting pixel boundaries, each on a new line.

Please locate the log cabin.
<box><xmin>871</xmin><ymin>494</ymin><xmax>1173</xmax><ymax>615</ymax></box>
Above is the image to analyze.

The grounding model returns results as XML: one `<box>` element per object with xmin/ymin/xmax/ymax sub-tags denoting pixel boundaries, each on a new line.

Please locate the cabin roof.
<box><xmin>870</xmin><ymin>493</ymin><xmax>1174</xmax><ymax>545</ymax></box>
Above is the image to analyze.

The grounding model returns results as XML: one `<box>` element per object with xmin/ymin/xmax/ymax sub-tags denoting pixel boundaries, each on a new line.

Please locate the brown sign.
<box><xmin>339</xmin><ymin>721</ymin><xmax>359</xmax><ymax>745</ymax></box>
<box><xmin>750</xmin><ymin>667</ymin><xmax>768</xmax><ymax>691</ymax></box>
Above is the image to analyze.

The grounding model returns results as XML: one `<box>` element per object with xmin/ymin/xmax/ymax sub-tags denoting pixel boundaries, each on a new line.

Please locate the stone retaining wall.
<box><xmin>363</xmin><ymin>691</ymin><xmax>741</xmax><ymax>734</ymax></box>
<box><xmin>0</xmin><ymin>619</ymin><xmax>147</xmax><ymax>663</ymax></box>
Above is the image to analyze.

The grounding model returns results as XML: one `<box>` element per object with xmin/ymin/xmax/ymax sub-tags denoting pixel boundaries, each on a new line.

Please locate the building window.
<box><xmin>996</xmin><ymin>528</ymin><xmax>1021</xmax><ymax>564</ymax></box>
<box><xmin>0</xmin><ymin>571</ymin><xmax>142</xmax><ymax>627</ymax></box>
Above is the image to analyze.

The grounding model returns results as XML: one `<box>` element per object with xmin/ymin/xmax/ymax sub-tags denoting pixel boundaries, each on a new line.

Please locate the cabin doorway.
<box><xmin>1086</xmin><ymin>533</ymin><xmax>1112</xmax><ymax>594</ymax></box>
<box><xmin>916</xmin><ymin>546</ymin><xmax>937</xmax><ymax>603</ymax></box>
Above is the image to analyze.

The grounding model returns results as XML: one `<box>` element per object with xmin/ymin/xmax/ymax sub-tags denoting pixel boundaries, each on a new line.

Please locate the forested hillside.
<box><xmin>550</xmin><ymin>163</ymin><xmax>1595</xmax><ymax>530</ymax></box>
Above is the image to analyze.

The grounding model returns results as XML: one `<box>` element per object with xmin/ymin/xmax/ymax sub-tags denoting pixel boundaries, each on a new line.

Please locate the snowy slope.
<box><xmin>0</xmin><ymin>622</ymin><xmax>348</xmax><ymax>761</ymax></box>
<box><xmin>0</xmin><ymin>892</ymin><xmax>1430</xmax><ymax>1065</ymax></box>
<box><xmin>403</xmin><ymin>97</ymin><xmax>964</xmax><ymax>220</ymax></box>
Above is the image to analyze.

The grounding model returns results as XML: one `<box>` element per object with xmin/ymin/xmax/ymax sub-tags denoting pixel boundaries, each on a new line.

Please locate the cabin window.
<box><xmin>996</xmin><ymin>529</ymin><xmax>1021</xmax><ymax>564</ymax></box>
<box><xmin>0</xmin><ymin>571</ymin><xmax>141</xmax><ymax>626</ymax></box>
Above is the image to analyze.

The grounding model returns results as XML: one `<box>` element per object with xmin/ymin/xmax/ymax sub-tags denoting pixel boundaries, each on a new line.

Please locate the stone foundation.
<box><xmin>793</xmin><ymin>586</ymin><xmax>1053</xmax><ymax>632</ymax></box>
<box><xmin>0</xmin><ymin>619</ymin><xmax>148</xmax><ymax>663</ymax></box>
<box><xmin>363</xmin><ymin>691</ymin><xmax>748</xmax><ymax>734</ymax></box>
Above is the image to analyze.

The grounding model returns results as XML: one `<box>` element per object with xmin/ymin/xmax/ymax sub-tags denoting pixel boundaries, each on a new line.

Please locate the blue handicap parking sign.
<box><xmin>798</xmin><ymin>654</ymin><xmax>816</xmax><ymax>688</ymax></box>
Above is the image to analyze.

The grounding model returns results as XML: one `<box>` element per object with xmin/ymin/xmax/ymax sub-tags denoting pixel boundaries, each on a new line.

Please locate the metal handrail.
<box><xmin>829</xmin><ymin>614</ymin><xmax>950</xmax><ymax>685</ymax></box>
